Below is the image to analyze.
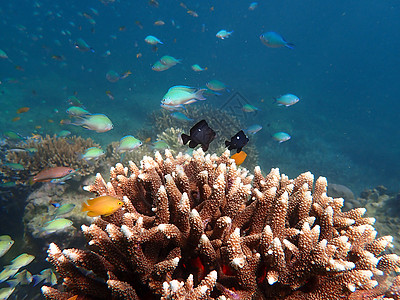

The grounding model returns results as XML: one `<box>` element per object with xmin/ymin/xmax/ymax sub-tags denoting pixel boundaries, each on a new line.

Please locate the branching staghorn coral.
<box><xmin>1</xmin><ymin>135</ymin><xmax>103</xmax><ymax>183</ymax></box>
<box><xmin>42</xmin><ymin>149</ymin><xmax>400</xmax><ymax>299</ymax></box>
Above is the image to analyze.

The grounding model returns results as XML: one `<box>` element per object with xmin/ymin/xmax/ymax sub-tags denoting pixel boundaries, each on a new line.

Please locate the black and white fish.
<box><xmin>181</xmin><ymin>120</ymin><xmax>216</xmax><ymax>151</ymax></box>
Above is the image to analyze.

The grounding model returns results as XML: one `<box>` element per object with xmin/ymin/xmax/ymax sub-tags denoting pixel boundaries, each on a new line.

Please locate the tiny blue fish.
<box><xmin>260</xmin><ymin>32</ymin><xmax>294</xmax><ymax>49</ymax></box>
<box><xmin>244</xmin><ymin>124</ymin><xmax>262</xmax><ymax>135</ymax></box>
<box><xmin>275</xmin><ymin>94</ymin><xmax>299</xmax><ymax>107</ymax></box>
<box><xmin>242</xmin><ymin>104</ymin><xmax>259</xmax><ymax>113</ymax></box>
<box><xmin>171</xmin><ymin>112</ymin><xmax>193</xmax><ymax>122</ymax></box>
<box><xmin>272</xmin><ymin>132</ymin><xmax>291</xmax><ymax>143</ymax></box>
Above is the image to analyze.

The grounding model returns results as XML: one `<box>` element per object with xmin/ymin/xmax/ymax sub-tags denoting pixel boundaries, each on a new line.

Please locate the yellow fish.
<box><xmin>82</xmin><ymin>196</ymin><xmax>123</xmax><ymax>217</ymax></box>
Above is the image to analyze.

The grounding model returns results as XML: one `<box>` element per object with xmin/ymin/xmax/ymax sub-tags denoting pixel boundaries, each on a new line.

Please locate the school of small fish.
<box><xmin>0</xmin><ymin>2</ymin><xmax>306</xmax><ymax>298</ymax></box>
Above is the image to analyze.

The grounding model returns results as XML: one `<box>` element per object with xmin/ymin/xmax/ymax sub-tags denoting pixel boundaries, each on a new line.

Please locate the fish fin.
<box><xmin>81</xmin><ymin>202</ymin><xmax>89</xmax><ymax>212</ymax></box>
<box><xmin>86</xmin><ymin>197</ymin><xmax>101</xmax><ymax>205</ymax></box>
<box><xmin>194</xmin><ymin>89</ymin><xmax>206</xmax><ymax>100</ymax></box>
<box><xmin>87</xmin><ymin>211</ymin><xmax>99</xmax><ymax>217</ymax></box>
<box><xmin>181</xmin><ymin>134</ymin><xmax>190</xmax><ymax>145</ymax></box>
<box><xmin>120</xmin><ymin>152</ymin><xmax>126</xmax><ymax>162</ymax></box>
<box><xmin>201</xmin><ymin>143</ymin><xmax>209</xmax><ymax>151</ymax></box>
<box><xmin>188</xmin><ymin>140</ymin><xmax>198</xmax><ymax>149</ymax></box>
<box><xmin>32</xmin><ymin>275</ymin><xmax>45</xmax><ymax>286</ymax></box>
<box><xmin>6</xmin><ymin>279</ymin><xmax>19</xmax><ymax>288</ymax></box>
<box><xmin>225</xmin><ymin>140</ymin><xmax>230</xmax><ymax>147</ymax></box>
<box><xmin>237</xmin><ymin>148</ymin><xmax>242</xmax><ymax>153</ymax></box>
<box><xmin>285</xmin><ymin>43</ymin><xmax>295</xmax><ymax>49</ymax></box>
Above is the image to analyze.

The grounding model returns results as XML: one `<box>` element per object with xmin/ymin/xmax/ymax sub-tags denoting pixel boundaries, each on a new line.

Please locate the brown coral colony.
<box><xmin>43</xmin><ymin>149</ymin><xmax>400</xmax><ymax>299</ymax></box>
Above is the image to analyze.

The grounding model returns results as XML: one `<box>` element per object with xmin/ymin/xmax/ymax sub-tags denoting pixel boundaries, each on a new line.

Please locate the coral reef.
<box><xmin>23</xmin><ymin>180</ymin><xmax>90</xmax><ymax>253</ymax></box>
<box><xmin>42</xmin><ymin>149</ymin><xmax>400</xmax><ymax>299</ymax></box>
<box><xmin>357</xmin><ymin>186</ymin><xmax>400</xmax><ymax>252</ymax></box>
<box><xmin>106</xmin><ymin>141</ymin><xmax>152</xmax><ymax>166</ymax></box>
<box><xmin>1</xmin><ymin>135</ymin><xmax>104</xmax><ymax>184</ymax></box>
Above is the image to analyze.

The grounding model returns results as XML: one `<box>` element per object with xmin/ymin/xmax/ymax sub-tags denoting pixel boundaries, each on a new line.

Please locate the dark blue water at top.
<box><xmin>0</xmin><ymin>0</ymin><xmax>399</xmax><ymax>188</ymax></box>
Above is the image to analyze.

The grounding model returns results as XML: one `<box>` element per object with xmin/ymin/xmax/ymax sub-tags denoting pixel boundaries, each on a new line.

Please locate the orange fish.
<box><xmin>67</xmin><ymin>296</ymin><xmax>78</xmax><ymax>300</ymax></box>
<box><xmin>33</xmin><ymin>167</ymin><xmax>75</xmax><ymax>183</ymax></box>
<box><xmin>187</xmin><ymin>10</ymin><xmax>198</xmax><ymax>17</ymax></box>
<box><xmin>12</xmin><ymin>116</ymin><xmax>21</xmax><ymax>122</ymax></box>
<box><xmin>82</xmin><ymin>195</ymin><xmax>123</xmax><ymax>217</ymax></box>
<box><xmin>119</xmin><ymin>26</ymin><xmax>126</xmax><ymax>31</ymax></box>
<box><xmin>136</xmin><ymin>53</ymin><xmax>142</xmax><ymax>58</ymax></box>
<box><xmin>35</xmin><ymin>125</ymin><xmax>42</xmax><ymax>129</ymax></box>
<box><xmin>231</xmin><ymin>151</ymin><xmax>247</xmax><ymax>166</ymax></box>
<box><xmin>144</xmin><ymin>137</ymin><xmax>151</xmax><ymax>143</ymax></box>
<box><xmin>17</xmin><ymin>107</ymin><xmax>30</xmax><ymax>114</ymax></box>
<box><xmin>48</xmin><ymin>119</ymin><xmax>54</xmax><ymax>123</ymax></box>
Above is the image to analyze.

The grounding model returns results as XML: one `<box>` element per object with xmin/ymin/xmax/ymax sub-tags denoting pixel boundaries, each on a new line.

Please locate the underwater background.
<box><xmin>0</xmin><ymin>0</ymin><xmax>399</xmax><ymax>299</ymax></box>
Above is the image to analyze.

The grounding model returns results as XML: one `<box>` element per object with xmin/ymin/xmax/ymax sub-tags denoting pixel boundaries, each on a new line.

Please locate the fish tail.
<box><xmin>69</xmin><ymin>117</ymin><xmax>85</xmax><ymax>127</ymax></box>
<box><xmin>81</xmin><ymin>202</ymin><xmax>89</xmax><ymax>212</ymax></box>
<box><xmin>194</xmin><ymin>89</ymin><xmax>206</xmax><ymax>100</ymax></box>
<box><xmin>285</xmin><ymin>43</ymin><xmax>295</xmax><ymax>49</ymax></box>
<box><xmin>32</xmin><ymin>275</ymin><xmax>44</xmax><ymax>286</ymax></box>
<box><xmin>225</xmin><ymin>140</ymin><xmax>230</xmax><ymax>147</ymax></box>
<box><xmin>181</xmin><ymin>134</ymin><xmax>190</xmax><ymax>145</ymax></box>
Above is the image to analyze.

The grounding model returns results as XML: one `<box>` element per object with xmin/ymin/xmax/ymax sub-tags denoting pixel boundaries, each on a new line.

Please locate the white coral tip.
<box><xmin>172</xmin><ymin>257</ymin><xmax>180</xmax><ymax>265</ymax></box>
<box><xmin>169</xmin><ymin>280</ymin><xmax>181</xmax><ymax>292</ymax></box>
<box><xmin>232</xmin><ymin>257</ymin><xmax>245</xmax><ymax>269</ymax></box>
<box><xmin>199</xmin><ymin>285</ymin><xmax>208</xmax><ymax>294</ymax></box>
<box><xmin>267</xmin><ymin>275</ymin><xmax>277</xmax><ymax>285</ymax></box>
<box><xmin>48</xmin><ymin>243</ymin><xmax>59</xmax><ymax>254</ymax></box>
<box><xmin>347</xmin><ymin>283</ymin><xmax>356</xmax><ymax>292</ymax></box>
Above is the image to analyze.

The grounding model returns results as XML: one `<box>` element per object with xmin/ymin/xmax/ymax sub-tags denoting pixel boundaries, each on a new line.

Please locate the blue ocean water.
<box><xmin>0</xmin><ymin>0</ymin><xmax>399</xmax><ymax>298</ymax></box>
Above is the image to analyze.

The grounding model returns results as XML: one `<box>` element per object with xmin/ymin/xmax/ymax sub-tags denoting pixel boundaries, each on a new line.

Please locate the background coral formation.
<box><xmin>23</xmin><ymin>181</ymin><xmax>90</xmax><ymax>254</ymax></box>
<box><xmin>43</xmin><ymin>150</ymin><xmax>400</xmax><ymax>299</ymax></box>
<box><xmin>1</xmin><ymin>135</ymin><xmax>104</xmax><ymax>184</ymax></box>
